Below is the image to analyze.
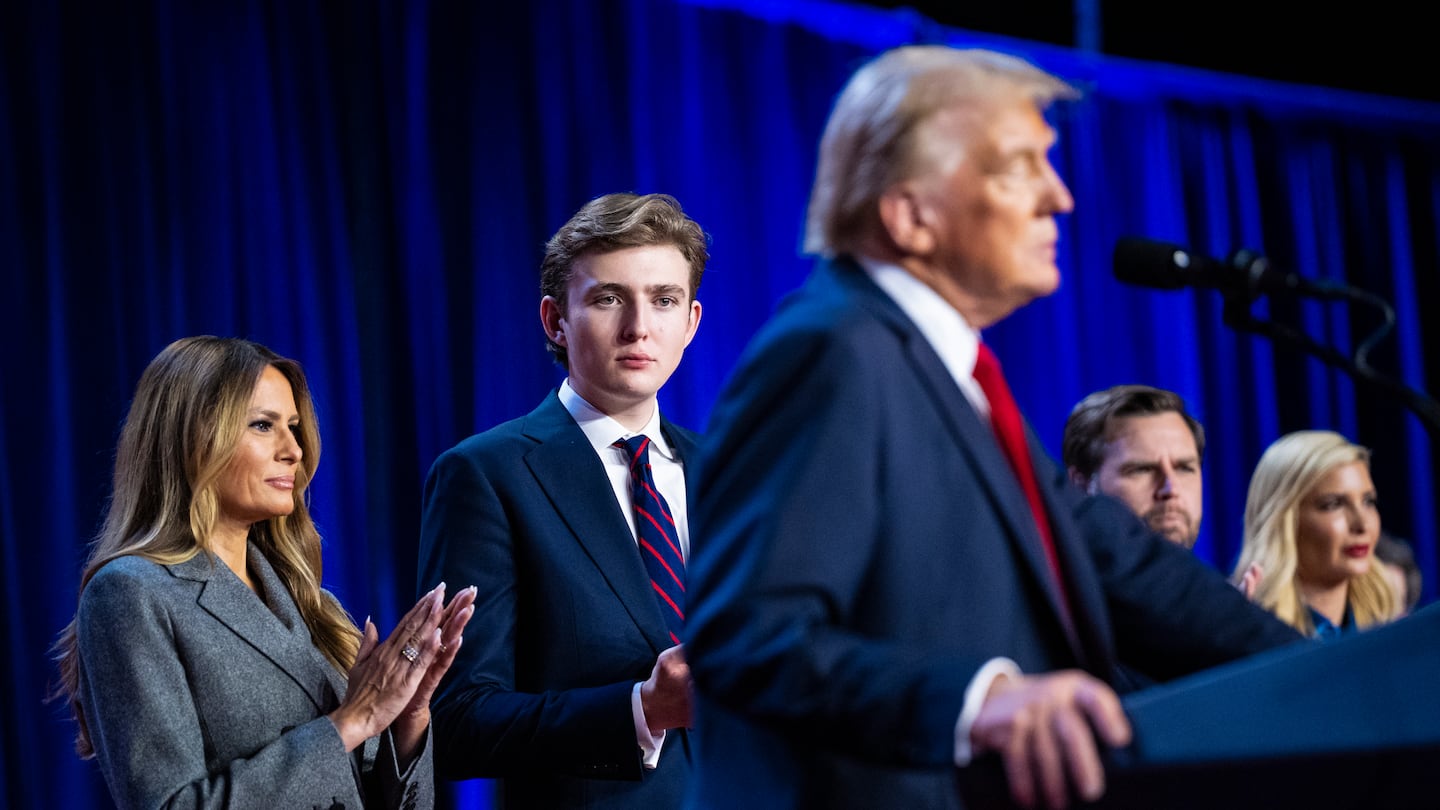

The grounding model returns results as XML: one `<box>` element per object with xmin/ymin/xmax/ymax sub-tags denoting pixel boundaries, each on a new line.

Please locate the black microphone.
<box><xmin>1113</xmin><ymin>237</ymin><xmax>1327</xmax><ymax>297</ymax></box>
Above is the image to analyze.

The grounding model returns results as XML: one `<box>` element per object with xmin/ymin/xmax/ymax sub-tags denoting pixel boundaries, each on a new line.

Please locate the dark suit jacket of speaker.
<box><xmin>684</xmin><ymin>256</ymin><xmax>1302</xmax><ymax>810</ymax></box>
<box><xmin>419</xmin><ymin>391</ymin><xmax>697</xmax><ymax>809</ymax></box>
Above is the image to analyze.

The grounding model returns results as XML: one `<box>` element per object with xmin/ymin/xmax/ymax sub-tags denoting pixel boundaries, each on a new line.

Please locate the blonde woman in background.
<box><xmin>1233</xmin><ymin>430</ymin><xmax>1396</xmax><ymax>638</ymax></box>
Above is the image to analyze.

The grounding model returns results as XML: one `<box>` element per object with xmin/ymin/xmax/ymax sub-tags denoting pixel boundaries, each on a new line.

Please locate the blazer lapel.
<box><xmin>907</xmin><ymin>336</ymin><xmax>1086</xmax><ymax>658</ymax></box>
<box><xmin>522</xmin><ymin>394</ymin><xmax>673</xmax><ymax>653</ymax></box>
<box><xmin>169</xmin><ymin>548</ymin><xmax>341</xmax><ymax>712</ymax></box>
<box><xmin>660</xmin><ymin>418</ymin><xmax>700</xmax><ymax>518</ymax></box>
<box><xmin>831</xmin><ymin>258</ymin><xmax>1088</xmax><ymax>663</ymax></box>
<box><xmin>249</xmin><ymin>544</ymin><xmax>350</xmax><ymax>703</ymax></box>
<box><xmin>660</xmin><ymin>420</ymin><xmax>698</xmax><ymax>473</ymax></box>
<box><xmin>1030</xmin><ymin>449</ymin><xmax>1116</xmax><ymax>671</ymax></box>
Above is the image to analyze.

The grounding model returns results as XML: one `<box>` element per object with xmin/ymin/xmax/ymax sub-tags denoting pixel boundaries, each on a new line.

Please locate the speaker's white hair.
<box><xmin>804</xmin><ymin>46</ymin><xmax>1077</xmax><ymax>256</ymax></box>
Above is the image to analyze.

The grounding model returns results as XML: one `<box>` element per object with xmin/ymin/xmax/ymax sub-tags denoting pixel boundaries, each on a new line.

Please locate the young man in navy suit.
<box><xmin>419</xmin><ymin>192</ymin><xmax>705</xmax><ymax>808</ymax></box>
<box><xmin>684</xmin><ymin>47</ymin><xmax>1301</xmax><ymax>810</ymax></box>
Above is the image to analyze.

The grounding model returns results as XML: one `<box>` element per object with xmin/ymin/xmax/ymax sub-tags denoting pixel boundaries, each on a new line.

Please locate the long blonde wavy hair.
<box><xmin>52</xmin><ymin>336</ymin><xmax>361</xmax><ymax>757</ymax></box>
<box><xmin>1231</xmin><ymin>430</ymin><xmax>1395</xmax><ymax>636</ymax></box>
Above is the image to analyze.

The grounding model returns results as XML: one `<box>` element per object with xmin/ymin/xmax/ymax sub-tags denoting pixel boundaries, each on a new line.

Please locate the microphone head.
<box><xmin>1113</xmin><ymin>237</ymin><xmax>1207</xmax><ymax>290</ymax></box>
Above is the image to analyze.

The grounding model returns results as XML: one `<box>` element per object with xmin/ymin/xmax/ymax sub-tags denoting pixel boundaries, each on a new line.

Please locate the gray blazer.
<box><xmin>75</xmin><ymin>543</ymin><xmax>432</xmax><ymax>810</ymax></box>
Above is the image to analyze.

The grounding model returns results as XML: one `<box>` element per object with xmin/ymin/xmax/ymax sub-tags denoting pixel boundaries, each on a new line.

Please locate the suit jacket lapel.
<box><xmin>169</xmin><ymin>547</ymin><xmax>341</xmax><ymax>712</ymax></box>
<box><xmin>660</xmin><ymin>420</ymin><xmax>698</xmax><ymax>475</ymax></box>
<box><xmin>906</xmin><ymin>334</ymin><xmax>1087</xmax><ymax>659</ymax></box>
<box><xmin>249</xmin><ymin>545</ymin><xmax>350</xmax><ymax>703</ymax></box>
<box><xmin>660</xmin><ymin>418</ymin><xmax>700</xmax><ymax>519</ymax></box>
<box><xmin>828</xmin><ymin>258</ymin><xmax>1089</xmax><ymax>663</ymax></box>
<box><xmin>1030</xmin><ymin>446</ymin><xmax>1115</xmax><ymax>671</ymax></box>
<box><xmin>522</xmin><ymin>394</ymin><xmax>673</xmax><ymax>653</ymax></box>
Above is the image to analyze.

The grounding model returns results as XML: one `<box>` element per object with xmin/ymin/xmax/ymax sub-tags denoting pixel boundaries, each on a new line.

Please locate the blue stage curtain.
<box><xmin>4</xmin><ymin>1</ymin><xmax>1438</xmax><ymax>807</ymax></box>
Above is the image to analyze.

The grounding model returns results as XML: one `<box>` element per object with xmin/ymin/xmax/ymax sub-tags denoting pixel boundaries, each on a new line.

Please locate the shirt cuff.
<box><xmin>632</xmin><ymin>681</ymin><xmax>666</xmax><ymax>769</ymax></box>
<box><xmin>954</xmin><ymin>657</ymin><xmax>1022</xmax><ymax>766</ymax></box>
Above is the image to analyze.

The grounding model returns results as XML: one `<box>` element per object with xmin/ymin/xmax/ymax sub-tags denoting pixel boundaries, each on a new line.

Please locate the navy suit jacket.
<box><xmin>684</xmin><ymin>257</ymin><xmax>1301</xmax><ymax>810</ymax></box>
<box><xmin>418</xmin><ymin>391</ymin><xmax>697</xmax><ymax>809</ymax></box>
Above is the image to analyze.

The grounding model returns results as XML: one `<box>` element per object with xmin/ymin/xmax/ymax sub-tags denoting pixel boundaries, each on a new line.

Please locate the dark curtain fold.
<box><xmin>4</xmin><ymin>1</ymin><xmax>1439</xmax><ymax>807</ymax></box>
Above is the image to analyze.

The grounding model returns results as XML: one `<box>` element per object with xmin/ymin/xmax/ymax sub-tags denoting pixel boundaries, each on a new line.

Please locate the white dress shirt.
<box><xmin>558</xmin><ymin>379</ymin><xmax>688</xmax><ymax>768</ymax></box>
<box><xmin>857</xmin><ymin>256</ymin><xmax>990</xmax><ymax>422</ymax></box>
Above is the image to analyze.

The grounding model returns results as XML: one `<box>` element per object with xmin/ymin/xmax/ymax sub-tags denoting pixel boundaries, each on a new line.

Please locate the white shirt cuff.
<box><xmin>954</xmin><ymin>657</ymin><xmax>1022</xmax><ymax>766</ymax></box>
<box><xmin>632</xmin><ymin>681</ymin><xmax>666</xmax><ymax>768</ymax></box>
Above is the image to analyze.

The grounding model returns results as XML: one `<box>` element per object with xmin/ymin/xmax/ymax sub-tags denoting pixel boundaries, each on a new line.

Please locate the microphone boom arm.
<box><xmin>1220</xmin><ymin>287</ymin><xmax>1440</xmax><ymax>439</ymax></box>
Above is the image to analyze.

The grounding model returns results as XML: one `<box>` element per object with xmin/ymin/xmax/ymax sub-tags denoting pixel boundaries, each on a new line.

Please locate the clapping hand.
<box><xmin>328</xmin><ymin>583</ymin><xmax>477</xmax><ymax>763</ymax></box>
<box><xmin>393</xmin><ymin>583</ymin><xmax>477</xmax><ymax>754</ymax></box>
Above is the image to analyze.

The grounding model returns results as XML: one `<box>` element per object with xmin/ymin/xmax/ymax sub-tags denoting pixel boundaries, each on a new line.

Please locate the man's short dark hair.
<box><xmin>1062</xmin><ymin>385</ymin><xmax>1205</xmax><ymax>480</ymax></box>
<box><xmin>540</xmin><ymin>192</ymin><xmax>709</xmax><ymax>368</ymax></box>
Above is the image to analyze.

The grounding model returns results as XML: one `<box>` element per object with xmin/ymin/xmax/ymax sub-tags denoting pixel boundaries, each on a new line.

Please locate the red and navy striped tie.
<box><xmin>615</xmin><ymin>435</ymin><xmax>686</xmax><ymax>646</ymax></box>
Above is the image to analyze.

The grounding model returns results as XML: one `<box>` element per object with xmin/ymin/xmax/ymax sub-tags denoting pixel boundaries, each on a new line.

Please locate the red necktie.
<box><xmin>972</xmin><ymin>344</ymin><xmax>1073</xmax><ymax>622</ymax></box>
<box><xmin>615</xmin><ymin>436</ymin><xmax>686</xmax><ymax>646</ymax></box>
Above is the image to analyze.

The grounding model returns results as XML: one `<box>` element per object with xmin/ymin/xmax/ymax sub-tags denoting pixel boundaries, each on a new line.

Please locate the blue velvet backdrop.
<box><xmin>4</xmin><ymin>1</ymin><xmax>1439</xmax><ymax>807</ymax></box>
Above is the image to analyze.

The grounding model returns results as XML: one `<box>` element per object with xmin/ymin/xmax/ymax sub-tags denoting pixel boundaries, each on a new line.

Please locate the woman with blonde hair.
<box><xmin>1232</xmin><ymin>430</ymin><xmax>1395</xmax><ymax>638</ymax></box>
<box><xmin>52</xmin><ymin>336</ymin><xmax>475</xmax><ymax>809</ymax></box>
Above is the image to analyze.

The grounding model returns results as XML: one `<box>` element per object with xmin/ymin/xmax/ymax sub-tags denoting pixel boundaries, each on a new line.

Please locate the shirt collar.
<box><xmin>855</xmin><ymin>254</ymin><xmax>982</xmax><ymax>383</ymax></box>
<box><xmin>1307</xmin><ymin>604</ymin><xmax>1356</xmax><ymax>640</ymax></box>
<box><xmin>558</xmin><ymin>379</ymin><xmax>675</xmax><ymax>461</ymax></box>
